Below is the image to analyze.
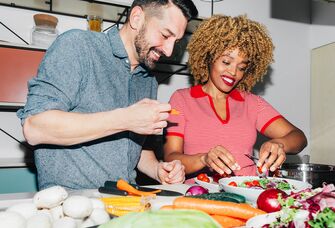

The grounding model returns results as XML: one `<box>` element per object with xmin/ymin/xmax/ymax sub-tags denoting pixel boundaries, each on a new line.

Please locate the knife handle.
<box><xmin>98</xmin><ymin>187</ymin><xmax>128</xmax><ymax>196</ymax></box>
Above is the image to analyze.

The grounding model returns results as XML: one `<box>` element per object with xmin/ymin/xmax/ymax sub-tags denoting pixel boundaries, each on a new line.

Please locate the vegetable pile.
<box><xmin>160</xmin><ymin>193</ymin><xmax>264</xmax><ymax>227</ymax></box>
<box><xmin>263</xmin><ymin>183</ymin><xmax>335</xmax><ymax>227</ymax></box>
<box><xmin>0</xmin><ymin>185</ymin><xmax>110</xmax><ymax>228</ymax></box>
<box><xmin>236</xmin><ymin>178</ymin><xmax>293</xmax><ymax>191</ymax></box>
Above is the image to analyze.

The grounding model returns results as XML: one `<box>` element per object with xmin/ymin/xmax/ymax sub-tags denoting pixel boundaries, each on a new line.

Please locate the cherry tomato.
<box><xmin>197</xmin><ymin>173</ymin><xmax>207</xmax><ymax>181</ymax></box>
<box><xmin>212</xmin><ymin>172</ymin><xmax>230</xmax><ymax>183</ymax></box>
<box><xmin>257</xmin><ymin>166</ymin><xmax>263</xmax><ymax>174</ymax></box>
<box><xmin>252</xmin><ymin>180</ymin><xmax>260</xmax><ymax>186</ymax></box>
<box><xmin>228</xmin><ymin>181</ymin><xmax>237</xmax><ymax>187</ymax></box>
<box><xmin>202</xmin><ymin>177</ymin><xmax>210</xmax><ymax>183</ymax></box>
<box><xmin>244</xmin><ymin>181</ymin><xmax>254</xmax><ymax>188</ymax></box>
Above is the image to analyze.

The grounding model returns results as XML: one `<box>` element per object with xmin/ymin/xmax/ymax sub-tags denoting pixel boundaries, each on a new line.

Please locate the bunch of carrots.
<box><xmin>161</xmin><ymin>197</ymin><xmax>266</xmax><ymax>228</ymax></box>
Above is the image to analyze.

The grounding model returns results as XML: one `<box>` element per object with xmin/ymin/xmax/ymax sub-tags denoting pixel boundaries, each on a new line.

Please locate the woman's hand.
<box><xmin>200</xmin><ymin>145</ymin><xmax>240</xmax><ymax>175</ymax></box>
<box><xmin>258</xmin><ymin>141</ymin><xmax>286</xmax><ymax>173</ymax></box>
<box><xmin>157</xmin><ymin>160</ymin><xmax>185</xmax><ymax>184</ymax></box>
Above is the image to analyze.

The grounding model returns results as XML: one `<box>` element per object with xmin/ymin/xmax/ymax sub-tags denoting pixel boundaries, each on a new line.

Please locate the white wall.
<box><xmin>2</xmin><ymin>0</ymin><xmax>334</xmax><ymax>165</ymax></box>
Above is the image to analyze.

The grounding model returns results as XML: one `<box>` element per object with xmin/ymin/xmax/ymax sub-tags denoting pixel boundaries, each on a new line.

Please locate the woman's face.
<box><xmin>208</xmin><ymin>48</ymin><xmax>249</xmax><ymax>94</ymax></box>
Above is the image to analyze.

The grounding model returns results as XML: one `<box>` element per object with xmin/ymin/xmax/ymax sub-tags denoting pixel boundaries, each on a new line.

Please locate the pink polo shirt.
<box><xmin>166</xmin><ymin>85</ymin><xmax>283</xmax><ymax>176</ymax></box>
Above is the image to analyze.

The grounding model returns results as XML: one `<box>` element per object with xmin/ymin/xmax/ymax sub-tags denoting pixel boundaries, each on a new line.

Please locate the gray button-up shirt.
<box><xmin>17</xmin><ymin>27</ymin><xmax>158</xmax><ymax>190</ymax></box>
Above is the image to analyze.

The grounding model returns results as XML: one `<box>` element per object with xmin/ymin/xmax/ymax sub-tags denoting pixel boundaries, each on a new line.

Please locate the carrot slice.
<box><xmin>210</xmin><ymin>214</ymin><xmax>246</xmax><ymax>228</ymax></box>
<box><xmin>170</xmin><ymin>109</ymin><xmax>180</xmax><ymax>115</ymax></box>
<box><xmin>116</xmin><ymin>179</ymin><xmax>161</xmax><ymax>196</ymax></box>
<box><xmin>160</xmin><ymin>205</ymin><xmax>175</xmax><ymax>210</ymax></box>
<box><xmin>173</xmin><ymin>197</ymin><xmax>265</xmax><ymax>220</ymax></box>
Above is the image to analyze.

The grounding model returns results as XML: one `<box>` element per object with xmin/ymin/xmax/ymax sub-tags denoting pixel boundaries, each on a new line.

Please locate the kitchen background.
<box><xmin>1</xmin><ymin>0</ymin><xmax>335</xmax><ymax>193</ymax></box>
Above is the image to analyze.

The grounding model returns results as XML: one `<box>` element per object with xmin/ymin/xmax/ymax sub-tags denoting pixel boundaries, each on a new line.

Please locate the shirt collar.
<box><xmin>190</xmin><ymin>85</ymin><xmax>245</xmax><ymax>101</ymax></box>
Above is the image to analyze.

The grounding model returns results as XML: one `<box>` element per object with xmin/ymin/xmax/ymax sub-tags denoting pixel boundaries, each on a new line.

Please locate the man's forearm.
<box><xmin>23</xmin><ymin>109</ymin><xmax>128</xmax><ymax>146</ymax></box>
<box><xmin>137</xmin><ymin>150</ymin><xmax>160</xmax><ymax>182</ymax></box>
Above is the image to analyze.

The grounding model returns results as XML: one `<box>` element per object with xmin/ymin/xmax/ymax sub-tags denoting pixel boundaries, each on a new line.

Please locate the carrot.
<box><xmin>116</xmin><ymin>179</ymin><xmax>161</xmax><ymax>196</ymax></box>
<box><xmin>170</xmin><ymin>109</ymin><xmax>180</xmax><ymax>115</ymax></box>
<box><xmin>160</xmin><ymin>205</ymin><xmax>175</xmax><ymax>210</ymax></box>
<box><xmin>210</xmin><ymin>214</ymin><xmax>246</xmax><ymax>228</ymax></box>
<box><xmin>173</xmin><ymin>197</ymin><xmax>265</xmax><ymax>220</ymax></box>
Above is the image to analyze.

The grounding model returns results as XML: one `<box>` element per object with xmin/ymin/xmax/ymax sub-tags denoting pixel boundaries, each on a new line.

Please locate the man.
<box><xmin>17</xmin><ymin>0</ymin><xmax>198</xmax><ymax>190</ymax></box>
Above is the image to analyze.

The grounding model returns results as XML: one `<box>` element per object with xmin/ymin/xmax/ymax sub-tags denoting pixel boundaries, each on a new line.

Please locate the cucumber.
<box><xmin>189</xmin><ymin>192</ymin><xmax>246</xmax><ymax>203</ymax></box>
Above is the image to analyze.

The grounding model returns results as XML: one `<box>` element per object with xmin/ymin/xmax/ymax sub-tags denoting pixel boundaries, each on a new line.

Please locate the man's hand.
<box><xmin>157</xmin><ymin>160</ymin><xmax>185</xmax><ymax>184</ymax></box>
<box><xmin>125</xmin><ymin>98</ymin><xmax>171</xmax><ymax>135</ymax></box>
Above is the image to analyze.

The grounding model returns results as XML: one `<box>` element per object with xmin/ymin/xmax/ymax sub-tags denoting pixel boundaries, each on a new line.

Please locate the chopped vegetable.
<box><xmin>185</xmin><ymin>186</ymin><xmax>209</xmax><ymax>196</ymax></box>
<box><xmin>190</xmin><ymin>192</ymin><xmax>246</xmax><ymax>203</ymax></box>
<box><xmin>211</xmin><ymin>214</ymin><xmax>246</xmax><ymax>227</ymax></box>
<box><xmin>173</xmin><ymin>197</ymin><xmax>265</xmax><ymax>220</ymax></box>
<box><xmin>116</xmin><ymin>179</ymin><xmax>161</xmax><ymax>196</ymax></box>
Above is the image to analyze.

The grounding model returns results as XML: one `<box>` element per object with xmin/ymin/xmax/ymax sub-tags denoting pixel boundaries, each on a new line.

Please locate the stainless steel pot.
<box><xmin>278</xmin><ymin>163</ymin><xmax>335</xmax><ymax>188</ymax></box>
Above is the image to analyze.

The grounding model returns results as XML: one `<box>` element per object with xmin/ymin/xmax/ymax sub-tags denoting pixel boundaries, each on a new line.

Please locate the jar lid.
<box><xmin>34</xmin><ymin>14</ymin><xmax>58</xmax><ymax>28</ymax></box>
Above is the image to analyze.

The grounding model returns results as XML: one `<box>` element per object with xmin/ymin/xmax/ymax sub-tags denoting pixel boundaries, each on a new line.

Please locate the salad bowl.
<box><xmin>219</xmin><ymin>176</ymin><xmax>312</xmax><ymax>203</ymax></box>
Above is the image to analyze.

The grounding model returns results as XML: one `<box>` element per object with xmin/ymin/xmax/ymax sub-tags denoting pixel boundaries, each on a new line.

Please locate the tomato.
<box><xmin>197</xmin><ymin>173</ymin><xmax>207</xmax><ymax>181</ymax></box>
<box><xmin>228</xmin><ymin>181</ymin><xmax>237</xmax><ymax>187</ymax></box>
<box><xmin>212</xmin><ymin>172</ymin><xmax>230</xmax><ymax>183</ymax></box>
<box><xmin>202</xmin><ymin>177</ymin><xmax>210</xmax><ymax>183</ymax></box>
<box><xmin>257</xmin><ymin>189</ymin><xmax>287</xmax><ymax>213</ymax></box>
<box><xmin>257</xmin><ymin>166</ymin><xmax>263</xmax><ymax>174</ymax></box>
<box><xmin>244</xmin><ymin>181</ymin><xmax>254</xmax><ymax>188</ymax></box>
<box><xmin>252</xmin><ymin>180</ymin><xmax>260</xmax><ymax>186</ymax></box>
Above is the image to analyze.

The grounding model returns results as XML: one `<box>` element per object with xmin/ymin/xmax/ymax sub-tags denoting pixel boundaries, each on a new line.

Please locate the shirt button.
<box><xmin>125</xmin><ymin>59</ymin><xmax>129</xmax><ymax>64</ymax></box>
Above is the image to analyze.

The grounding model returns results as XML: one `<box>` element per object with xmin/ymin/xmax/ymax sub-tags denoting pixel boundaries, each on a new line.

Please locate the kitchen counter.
<box><xmin>0</xmin><ymin>184</ymin><xmax>190</xmax><ymax>211</ymax></box>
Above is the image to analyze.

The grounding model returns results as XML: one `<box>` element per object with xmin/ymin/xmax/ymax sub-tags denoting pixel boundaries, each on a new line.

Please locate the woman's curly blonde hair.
<box><xmin>187</xmin><ymin>14</ymin><xmax>274</xmax><ymax>92</ymax></box>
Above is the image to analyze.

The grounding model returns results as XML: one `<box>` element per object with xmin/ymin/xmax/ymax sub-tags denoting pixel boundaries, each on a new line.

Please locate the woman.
<box><xmin>164</xmin><ymin>15</ymin><xmax>307</xmax><ymax>180</ymax></box>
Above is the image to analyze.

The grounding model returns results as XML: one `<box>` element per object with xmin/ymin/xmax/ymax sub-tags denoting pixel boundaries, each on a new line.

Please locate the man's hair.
<box><xmin>128</xmin><ymin>0</ymin><xmax>198</xmax><ymax>21</ymax></box>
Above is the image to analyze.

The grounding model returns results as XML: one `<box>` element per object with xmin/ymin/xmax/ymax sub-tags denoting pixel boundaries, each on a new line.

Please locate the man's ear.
<box><xmin>128</xmin><ymin>6</ymin><xmax>144</xmax><ymax>31</ymax></box>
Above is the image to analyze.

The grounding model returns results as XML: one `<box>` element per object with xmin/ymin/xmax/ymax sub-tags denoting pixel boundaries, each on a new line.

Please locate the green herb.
<box><xmin>308</xmin><ymin>207</ymin><xmax>335</xmax><ymax>228</ymax></box>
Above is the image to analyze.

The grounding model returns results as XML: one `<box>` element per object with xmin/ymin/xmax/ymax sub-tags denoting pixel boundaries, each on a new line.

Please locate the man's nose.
<box><xmin>162</xmin><ymin>40</ymin><xmax>175</xmax><ymax>58</ymax></box>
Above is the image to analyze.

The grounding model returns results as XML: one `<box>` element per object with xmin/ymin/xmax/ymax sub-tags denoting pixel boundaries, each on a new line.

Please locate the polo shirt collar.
<box><xmin>107</xmin><ymin>26</ymin><xmax>148</xmax><ymax>74</ymax></box>
<box><xmin>190</xmin><ymin>85</ymin><xmax>244</xmax><ymax>101</ymax></box>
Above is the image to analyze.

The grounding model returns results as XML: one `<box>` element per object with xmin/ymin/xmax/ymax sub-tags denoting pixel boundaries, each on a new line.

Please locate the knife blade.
<box><xmin>104</xmin><ymin>181</ymin><xmax>183</xmax><ymax>196</ymax></box>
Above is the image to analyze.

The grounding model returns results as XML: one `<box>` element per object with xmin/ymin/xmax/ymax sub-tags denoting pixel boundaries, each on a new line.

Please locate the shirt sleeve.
<box><xmin>255</xmin><ymin>95</ymin><xmax>283</xmax><ymax>134</ymax></box>
<box><xmin>17</xmin><ymin>30</ymin><xmax>90</xmax><ymax>124</ymax></box>
<box><xmin>166</xmin><ymin>90</ymin><xmax>186</xmax><ymax>138</ymax></box>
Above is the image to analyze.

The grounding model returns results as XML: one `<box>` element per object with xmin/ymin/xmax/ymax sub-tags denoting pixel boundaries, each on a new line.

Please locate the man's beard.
<box><xmin>134</xmin><ymin>25</ymin><xmax>162</xmax><ymax>69</ymax></box>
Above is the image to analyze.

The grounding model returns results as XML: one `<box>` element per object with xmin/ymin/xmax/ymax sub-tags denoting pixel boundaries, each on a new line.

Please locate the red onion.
<box><xmin>185</xmin><ymin>185</ymin><xmax>209</xmax><ymax>196</ymax></box>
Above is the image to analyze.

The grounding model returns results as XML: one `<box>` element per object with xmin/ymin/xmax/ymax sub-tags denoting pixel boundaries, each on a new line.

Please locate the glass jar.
<box><xmin>87</xmin><ymin>15</ymin><xmax>103</xmax><ymax>32</ymax></box>
<box><xmin>31</xmin><ymin>26</ymin><xmax>58</xmax><ymax>48</ymax></box>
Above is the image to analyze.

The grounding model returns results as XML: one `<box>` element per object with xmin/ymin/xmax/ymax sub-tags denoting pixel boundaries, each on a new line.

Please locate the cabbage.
<box><xmin>99</xmin><ymin>209</ymin><xmax>220</xmax><ymax>228</ymax></box>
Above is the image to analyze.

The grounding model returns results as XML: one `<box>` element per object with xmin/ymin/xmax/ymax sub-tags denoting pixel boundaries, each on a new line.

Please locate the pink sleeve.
<box><xmin>166</xmin><ymin>90</ymin><xmax>185</xmax><ymax>138</ymax></box>
<box><xmin>255</xmin><ymin>96</ymin><xmax>283</xmax><ymax>134</ymax></box>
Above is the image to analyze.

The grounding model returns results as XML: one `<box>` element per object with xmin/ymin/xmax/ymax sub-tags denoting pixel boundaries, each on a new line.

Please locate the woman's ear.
<box><xmin>128</xmin><ymin>6</ymin><xmax>144</xmax><ymax>31</ymax></box>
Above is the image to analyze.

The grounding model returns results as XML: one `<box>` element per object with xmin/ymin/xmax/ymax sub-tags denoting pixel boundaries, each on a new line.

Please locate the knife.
<box><xmin>104</xmin><ymin>181</ymin><xmax>183</xmax><ymax>196</ymax></box>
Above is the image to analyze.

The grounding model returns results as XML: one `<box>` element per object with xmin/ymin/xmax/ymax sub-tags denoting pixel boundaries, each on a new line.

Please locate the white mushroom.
<box><xmin>50</xmin><ymin>205</ymin><xmax>64</xmax><ymax>220</ymax></box>
<box><xmin>6</xmin><ymin>202</ymin><xmax>37</xmax><ymax>219</ymax></box>
<box><xmin>52</xmin><ymin>217</ymin><xmax>77</xmax><ymax>228</ymax></box>
<box><xmin>0</xmin><ymin>211</ymin><xmax>26</xmax><ymax>228</ymax></box>
<box><xmin>90</xmin><ymin>198</ymin><xmax>105</xmax><ymax>209</ymax></box>
<box><xmin>26</xmin><ymin>213</ymin><xmax>52</xmax><ymax>228</ymax></box>
<box><xmin>36</xmin><ymin>209</ymin><xmax>53</xmax><ymax>222</ymax></box>
<box><xmin>89</xmin><ymin>208</ymin><xmax>110</xmax><ymax>225</ymax></box>
<box><xmin>80</xmin><ymin>218</ymin><xmax>96</xmax><ymax>228</ymax></box>
<box><xmin>33</xmin><ymin>186</ymin><xmax>68</xmax><ymax>209</ymax></box>
<box><xmin>63</xmin><ymin>195</ymin><xmax>93</xmax><ymax>219</ymax></box>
